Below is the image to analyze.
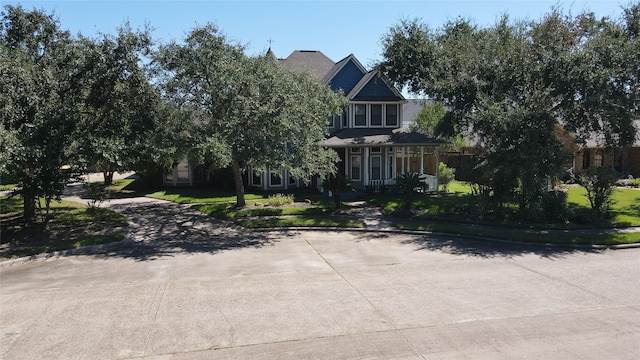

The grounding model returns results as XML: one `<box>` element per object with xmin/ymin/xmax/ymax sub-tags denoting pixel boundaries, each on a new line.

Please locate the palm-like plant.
<box><xmin>395</xmin><ymin>172</ymin><xmax>424</xmax><ymax>209</ymax></box>
<box><xmin>322</xmin><ymin>173</ymin><xmax>351</xmax><ymax>209</ymax></box>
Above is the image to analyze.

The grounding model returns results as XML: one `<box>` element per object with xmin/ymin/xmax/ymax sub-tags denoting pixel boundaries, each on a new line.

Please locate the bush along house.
<box><xmin>246</xmin><ymin>48</ymin><xmax>447</xmax><ymax>193</ymax></box>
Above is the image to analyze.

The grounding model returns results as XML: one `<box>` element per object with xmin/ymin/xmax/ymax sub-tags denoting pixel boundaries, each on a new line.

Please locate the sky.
<box><xmin>3</xmin><ymin>0</ymin><xmax>630</xmax><ymax>68</ymax></box>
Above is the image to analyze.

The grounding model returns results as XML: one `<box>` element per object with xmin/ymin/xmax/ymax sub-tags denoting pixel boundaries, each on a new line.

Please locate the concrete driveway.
<box><xmin>1</xmin><ymin>199</ymin><xmax>639</xmax><ymax>359</ymax></box>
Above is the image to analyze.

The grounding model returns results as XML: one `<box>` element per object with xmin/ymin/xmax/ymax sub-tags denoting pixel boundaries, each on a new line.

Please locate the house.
<box><xmin>572</xmin><ymin>119</ymin><xmax>640</xmax><ymax>177</ymax></box>
<box><xmin>247</xmin><ymin>49</ymin><xmax>447</xmax><ymax>192</ymax></box>
<box><xmin>163</xmin><ymin>49</ymin><xmax>447</xmax><ymax>190</ymax></box>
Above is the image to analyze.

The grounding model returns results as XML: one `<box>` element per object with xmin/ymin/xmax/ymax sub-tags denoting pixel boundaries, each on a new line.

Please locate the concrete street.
<box><xmin>1</xmin><ymin>222</ymin><xmax>639</xmax><ymax>359</ymax></box>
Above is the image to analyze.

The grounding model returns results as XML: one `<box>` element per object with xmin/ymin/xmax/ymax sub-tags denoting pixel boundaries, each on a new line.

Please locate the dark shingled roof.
<box><xmin>321</xmin><ymin>128</ymin><xmax>448</xmax><ymax>148</ymax></box>
<box><xmin>279</xmin><ymin>50</ymin><xmax>335</xmax><ymax>80</ymax></box>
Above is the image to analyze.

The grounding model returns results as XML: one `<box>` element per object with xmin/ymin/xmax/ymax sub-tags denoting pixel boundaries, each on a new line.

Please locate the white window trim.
<box><xmin>370</xmin><ymin>104</ymin><xmax>384</xmax><ymax>128</ymax></box>
<box><xmin>353</xmin><ymin>103</ymin><xmax>368</xmax><ymax>128</ymax></box>
<box><xmin>350</xmin><ymin>155</ymin><xmax>362</xmax><ymax>181</ymax></box>
<box><xmin>351</xmin><ymin>147</ymin><xmax>361</xmax><ymax>154</ymax></box>
<box><xmin>384</xmin><ymin>103</ymin><xmax>399</xmax><ymax>128</ymax></box>
<box><xmin>251</xmin><ymin>168</ymin><xmax>263</xmax><ymax>187</ymax></box>
<box><xmin>370</xmin><ymin>155</ymin><xmax>382</xmax><ymax>181</ymax></box>
<box><xmin>269</xmin><ymin>168</ymin><xmax>284</xmax><ymax>187</ymax></box>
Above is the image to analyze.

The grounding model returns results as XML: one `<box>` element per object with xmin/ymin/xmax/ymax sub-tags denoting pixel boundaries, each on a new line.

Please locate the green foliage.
<box><xmin>1</xmin><ymin>197</ymin><xmax>128</xmax><ymax>259</ymax></box>
<box><xmin>322</xmin><ymin>173</ymin><xmax>352</xmax><ymax>209</ymax></box>
<box><xmin>379</xmin><ymin>5</ymin><xmax>639</xmax><ymax>219</ymax></box>
<box><xmin>574</xmin><ymin>167</ymin><xmax>619</xmax><ymax>218</ymax></box>
<box><xmin>154</xmin><ymin>25</ymin><xmax>347</xmax><ymax>207</ymax></box>
<box><xmin>83</xmin><ymin>182</ymin><xmax>110</xmax><ymax>209</ymax></box>
<box><xmin>394</xmin><ymin>172</ymin><xmax>424</xmax><ymax>209</ymax></box>
<box><xmin>73</xmin><ymin>25</ymin><xmax>158</xmax><ymax>185</ymax></box>
<box><xmin>1</xmin><ymin>5</ymin><xmax>84</xmax><ymax>221</ymax></box>
<box><xmin>438</xmin><ymin>163</ymin><xmax>456</xmax><ymax>192</ymax></box>
<box><xmin>266</xmin><ymin>193</ymin><xmax>294</xmax><ymax>207</ymax></box>
<box><xmin>410</xmin><ymin>102</ymin><xmax>446</xmax><ymax>137</ymax></box>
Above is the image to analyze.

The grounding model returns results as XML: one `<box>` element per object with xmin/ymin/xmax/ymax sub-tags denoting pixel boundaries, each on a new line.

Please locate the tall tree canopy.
<box><xmin>74</xmin><ymin>25</ymin><xmax>159</xmax><ymax>185</ymax></box>
<box><xmin>0</xmin><ymin>5</ymin><xmax>84</xmax><ymax>220</ymax></box>
<box><xmin>379</xmin><ymin>4</ymin><xmax>639</xmax><ymax>216</ymax></box>
<box><xmin>154</xmin><ymin>25</ymin><xmax>346</xmax><ymax>206</ymax></box>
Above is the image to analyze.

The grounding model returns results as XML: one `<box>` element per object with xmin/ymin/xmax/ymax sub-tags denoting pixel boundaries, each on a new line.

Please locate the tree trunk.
<box><xmin>23</xmin><ymin>193</ymin><xmax>36</xmax><ymax>222</ymax></box>
<box><xmin>103</xmin><ymin>171</ymin><xmax>114</xmax><ymax>185</ymax></box>
<box><xmin>232</xmin><ymin>161</ymin><xmax>246</xmax><ymax>208</ymax></box>
<box><xmin>333</xmin><ymin>191</ymin><xmax>341</xmax><ymax>209</ymax></box>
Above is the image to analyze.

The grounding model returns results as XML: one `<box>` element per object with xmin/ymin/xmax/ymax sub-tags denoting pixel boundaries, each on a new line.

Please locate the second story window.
<box><xmin>385</xmin><ymin>104</ymin><xmax>398</xmax><ymax>127</ymax></box>
<box><xmin>355</xmin><ymin>104</ymin><xmax>367</xmax><ymax>127</ymax></box>
<box><xmin>371</xmin><ymin>104</ymin><xmax>382</xmax><ymax>126</ymax></box>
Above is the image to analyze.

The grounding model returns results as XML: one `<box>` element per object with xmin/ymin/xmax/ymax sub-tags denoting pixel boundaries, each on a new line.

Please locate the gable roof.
<box><xmin>346</xmin><ymin>70</ymin><xmax>404</xmax><ymax>102</ymax></box>
<box><xmin>584</xmin><ymin>119</ymin><xmax>640</xmax><ymax>148</ymax></box>
<box><xmin>279</xmin><ymin>50</ymin><xmax>335</xmax><ymax>80</ymax></box>
<box><xmin>323</xmin><ymin>54</ymin><xmax>367</xmax><ymax>83</ymax></box>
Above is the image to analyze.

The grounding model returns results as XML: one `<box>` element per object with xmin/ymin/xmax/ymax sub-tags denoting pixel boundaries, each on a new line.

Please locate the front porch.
<box><xmin>322</xmin><ymin>128</ymin><xmax>447</xmax><ymax>193</ymax></box>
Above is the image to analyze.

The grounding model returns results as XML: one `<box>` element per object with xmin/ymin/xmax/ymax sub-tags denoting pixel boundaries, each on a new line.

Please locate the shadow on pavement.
<box><xmin>399</xmin><ymin>234</ymin><xmax>604</xmax><ymax>259</ymax></box>
<box><xmin>96</xmin><ymin>201</ymin><xmax>276</xmax><ymax>261</ymax></box>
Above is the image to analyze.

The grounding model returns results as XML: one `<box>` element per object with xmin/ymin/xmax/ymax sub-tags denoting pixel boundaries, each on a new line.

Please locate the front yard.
<box><xmin>0</xmin><ymin>197</ymin><xmax>128</xmax><ymax>259</ymax></box>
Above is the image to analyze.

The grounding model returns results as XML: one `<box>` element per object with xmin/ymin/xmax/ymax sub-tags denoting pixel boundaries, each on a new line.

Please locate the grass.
<box><xmin>0</xmin><ymin>183</ymin><xmax>16</xmax><ymax>191</ymax></box>
<box><xmin>394</xmin><ymin>220</ymin><xmax>640</xmax><ymax>245</ymax></box>
<box><xmin>113</xmin><ymin>179</ymin><xmax>640</xmax><ymax>245</ymax></box>
<box><xmin>147</xmin><ymin>188</ymin><xmax>266</xmax><ymax>204</ymax></box>
<box><xmin>0</xmin><ymin>196</ymin><xmax>128</xmax><ymax>259</ymax></box>
<box><xmin>237</xmin><ymin>217</ymin><xmax>363</xmax><ymax>228</ymax></box>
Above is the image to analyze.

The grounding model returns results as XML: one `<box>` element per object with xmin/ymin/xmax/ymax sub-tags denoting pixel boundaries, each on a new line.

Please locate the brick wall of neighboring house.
<box><xmin>575</xmin><ymin>147</ymin><xmax>640</xmax><ymax>177</ymax></box>
<box><xmin>622</xmin><ymin>147</ymin><xmax>640</xmax><ymax>177</ymax></box>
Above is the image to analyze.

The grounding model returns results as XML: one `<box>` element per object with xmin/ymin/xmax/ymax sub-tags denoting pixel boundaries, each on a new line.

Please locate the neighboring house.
<box><xmin>572</xmin><ymin>119</ymin><xmax>640</xmax><ymax>177</ymax></box>
<box><xmin>247</xmin><ymin>49</ymin><xmax>447</xmax><ymax>192</ymax></box>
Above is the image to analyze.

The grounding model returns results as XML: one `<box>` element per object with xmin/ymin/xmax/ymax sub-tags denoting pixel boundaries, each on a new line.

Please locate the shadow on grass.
<box><xmin>98</xmin><ymin>201</ymin><xmax>276</xmax><ymax>261</ymax></box>
<box><xmin>396</xmin><ymin>233</ymin><xmax>604</xmax><ymax>259</ymax></box>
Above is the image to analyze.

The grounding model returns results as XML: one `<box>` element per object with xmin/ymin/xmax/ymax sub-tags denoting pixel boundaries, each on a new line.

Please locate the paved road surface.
<box><xmin>2</xmin><ymin>229</ymin><xmax>639</xmax><ymax>358</ymax></box>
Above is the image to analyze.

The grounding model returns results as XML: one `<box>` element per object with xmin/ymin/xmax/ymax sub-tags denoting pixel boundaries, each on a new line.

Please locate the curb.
<box><xmin>249</xmin><ymin>226</ymin><xmax>640</xmax><ymax>251</ymax></box>
<box><xmin>0</xmin><ymin>236</ymin><xmax>135</xmax><ymax>268</ymax></box>
<box><xmin>2</xmin><ymin>226</ymin><xmax>639</xmax><ymax>268</ymax></box>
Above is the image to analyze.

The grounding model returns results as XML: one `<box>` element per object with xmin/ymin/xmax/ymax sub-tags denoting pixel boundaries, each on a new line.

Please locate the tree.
<box><xmin>74</xmin><ymin>25</ymin><xmax>158</xmax><ymax>185</ymax></box>
<box><xmin>379</xmin><ymin>5</ymin><xmax>639</xmax><ymax>219</ymax></box>
<box><xmin>155</xmin><ymin>25</ymin><xmax>346</xmax><ymax>207</ymax></box>
<box><xmin>0</xmin><ymin>5</ymin><xmax>83</xmax><ymax>221</ymax></box>
<box><xmin>410</xmin><ymin>101</ymin><xmax>466</xmax><ymax>151</ymax></box>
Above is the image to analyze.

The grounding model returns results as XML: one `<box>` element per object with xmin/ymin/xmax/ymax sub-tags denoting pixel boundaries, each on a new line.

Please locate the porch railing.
<box><xmin>368</xmin><ymin>174</ymin><xmax>437</xmax><ymax>193</ymax></box>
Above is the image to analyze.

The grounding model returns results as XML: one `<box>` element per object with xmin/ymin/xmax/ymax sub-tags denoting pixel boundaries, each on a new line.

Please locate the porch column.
<box><xmin>363</xmin><ymin>147</ymin><xmax>369</xmax><ymax>186</ymax></box>
<box><xmin>401</xmin><ymin>147</ymin><xmax>405</xmax><ymax>173</ymax></box>
<box><xmin>420</xmin><ymin>147</ymin><xmax>425</xmax><ymax>174</ymax></box>
<box><xmin>345</xmin><ymin>148</ymin><xmax>350</xmax><ymax>180</ymax></box>
<box><xmin>263</xmin><ymin>167</ymin><xmax>268</xmax><ymax>191</ymax></box>
<box><xmin>435</xmin><ymin>148</ymin><xmax>440</xmax><ymax>192</ymax></box>
<box><xmin>284</xmin><ymin>170</ymin><xmax>288</xmax><ymax>190</ymax></box>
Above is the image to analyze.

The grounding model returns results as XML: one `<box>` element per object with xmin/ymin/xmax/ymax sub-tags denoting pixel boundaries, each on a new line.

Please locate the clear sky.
<box><xmin>3</xmin><ymin>0</ymin><xmax>630</xmax><ymax>68</ymax></box>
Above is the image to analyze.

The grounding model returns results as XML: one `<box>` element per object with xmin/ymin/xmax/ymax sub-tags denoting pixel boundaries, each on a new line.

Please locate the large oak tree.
<box><xmin>155</xmin><ymin>25</ymin><xmax>346</xmax><ymax>207</ymax></box>
<box><xmin>379</xmin><ymin>4</ymin><xmax>639</xmax><ymax>217</ymax></box>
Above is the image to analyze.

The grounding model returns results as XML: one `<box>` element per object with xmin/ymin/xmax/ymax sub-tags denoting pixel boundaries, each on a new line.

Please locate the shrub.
<box><xmin>83</xmin><ymin>182</ymin><xmax>110</xmax><ymax>209</ymax></box>
<box><xmin>438</xmin><ymin>163</ymin><xmax>456</xmax><ymax>192</ymax></box>
<box><xmin>573</xmin><ymin>167</ymin><xmax>619</xmax><ymax>218</ymax></box>
<box><xmin>394</xmin><ymin>172</ymin><xmax>424</xmax><ymax>210</ymax></box>
<box><xmin>322</xmin><ymin>173</ymin><xmax>351</xmax><ymax>209</ymax></box>
<box><xmin>266</xmin><ymin>193</ymin><xmax>294</xmax><ymax>207</ymax></box>
<box><xmin>541</xmin><ymin>190</ymin><xmax>568</xmax><ymax>222</ymax></box>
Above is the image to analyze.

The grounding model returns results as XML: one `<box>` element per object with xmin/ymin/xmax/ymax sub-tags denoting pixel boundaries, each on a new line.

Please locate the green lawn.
<box><xmin>147</xmin><ymin>188</ymin><xmax>266</xmax><ymax>204</ymax></box>
<box><xmin>116</xmin><ymin>180</ymin><xmax>640</xmax><ymax>245</ymax></box>
<box><xmin>0</xmin><ymin>196</ymin><xmax>128</xmax><ymax>259</ymax></box>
